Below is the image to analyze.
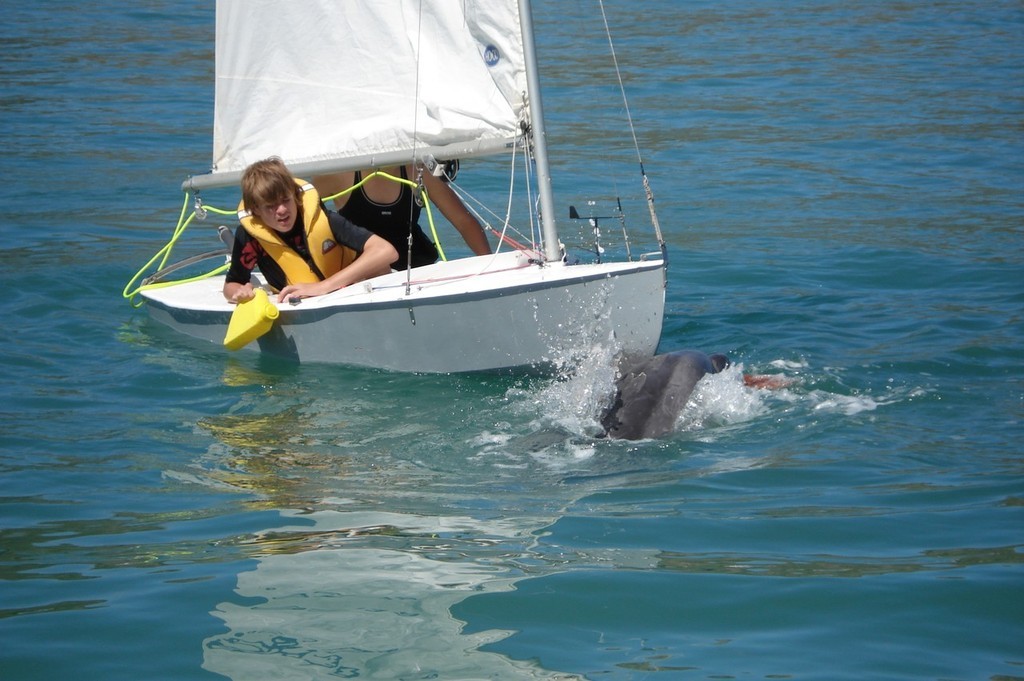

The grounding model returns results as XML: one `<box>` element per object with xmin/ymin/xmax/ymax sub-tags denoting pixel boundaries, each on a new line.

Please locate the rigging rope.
<box><xmin>596</xmin><ymin>0</ymin><xmax>665</xmax><ymax>250</ymax></box>
<box><xmin>322</xmin><ymin>170</ymin><xmax>448</xmax><ymax>263</ymax></box>
<box><xmin>122</xmin><ymin>192</ymin><xmax>230</xmax><ymax>307</ymax></box>
<box><xmin>445</xmin><ymin>127</ymin><xmax>544</xmax><ymax>264</ymax></box>
<box><xmin>123</xmin><ymin>171</ymin><xmax>511</xmax><ymax>308</ymax></box>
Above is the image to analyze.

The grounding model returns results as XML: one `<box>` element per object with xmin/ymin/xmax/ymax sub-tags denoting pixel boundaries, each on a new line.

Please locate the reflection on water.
<box><xmin>657</xmin><ymin>544</ymin><xmax>1024</xmax><ymax>578</ymax></box>
<box><xmin>0</xmin><ymin>599</ymin><xmax>105</xmax><ymax>620</ymax></box>
<box><xmin>202</xmin><ymin>510</ymin><xmax>583</xmax><ymax>680</ymax></box>
<box><xmin>194</xmin><ymin>405</ymin><xmax>356</xmax><ymax>508</ymax></box>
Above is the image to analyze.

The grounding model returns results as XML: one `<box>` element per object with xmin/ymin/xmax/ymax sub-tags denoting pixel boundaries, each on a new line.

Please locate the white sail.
<box><xmin>205</xmin><ymin>0</ymin><xmax>527</xmax><ymax>186</ymax></box>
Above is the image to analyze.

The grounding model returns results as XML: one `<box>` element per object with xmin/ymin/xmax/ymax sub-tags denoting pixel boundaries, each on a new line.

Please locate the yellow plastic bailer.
<box><xmin>224</xmin><ymin>289</ymin><xmax>280</xmax><ymax>351</ymax></box>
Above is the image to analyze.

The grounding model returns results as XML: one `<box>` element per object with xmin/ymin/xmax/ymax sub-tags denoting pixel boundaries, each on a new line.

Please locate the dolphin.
<box><xmin>600</xmin><ymin>350</ymin><xmax>730</xmax><ymax>440</ymax></box>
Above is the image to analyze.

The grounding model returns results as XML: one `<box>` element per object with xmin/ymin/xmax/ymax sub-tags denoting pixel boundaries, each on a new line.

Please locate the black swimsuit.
<box><xmin>340</xmin><ymin>166</ymin><xmax>439</xmax><ymax>270</ymax></box>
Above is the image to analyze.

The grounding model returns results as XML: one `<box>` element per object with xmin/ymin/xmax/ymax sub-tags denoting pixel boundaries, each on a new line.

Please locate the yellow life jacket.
<box><xmin>237</xmin><ymin>180</ymin><xmax>358</xmax><ymax>288</ymax></box>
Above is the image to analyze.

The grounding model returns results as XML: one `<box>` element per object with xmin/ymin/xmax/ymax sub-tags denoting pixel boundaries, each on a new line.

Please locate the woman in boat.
<box><xmin>223</xmin><ymin>157</ymin><xmax>398</xmax><ymax>304</ymax></box>
<box><xmin>312</xmin><ymin>164</ymin><xmax>491</xmax><ymax>270</ymax></box>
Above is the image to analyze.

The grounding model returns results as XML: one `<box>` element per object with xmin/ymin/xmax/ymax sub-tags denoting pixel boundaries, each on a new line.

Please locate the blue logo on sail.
<box><xmin>483</xmin><ymin>44</ymin><xmax>500</xmax><ymax>67</ymax></box>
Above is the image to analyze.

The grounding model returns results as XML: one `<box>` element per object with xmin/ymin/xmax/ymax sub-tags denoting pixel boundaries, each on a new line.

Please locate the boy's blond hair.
<box><xmin>240</xmin><ymin>157</ymin><xmax>301</xmax><ymax>212</ymax></box>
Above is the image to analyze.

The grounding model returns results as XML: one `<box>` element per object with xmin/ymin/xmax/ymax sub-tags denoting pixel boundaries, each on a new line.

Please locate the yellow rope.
<box><xmin>122</xmin><ymin>192</ymin><xmax>232</xmax><ymax>307</ymax></box>
<box><xmin>125</xmin><ymin>172</ymin><xmax>447</xmax><ymax>308</ymax></box>
<box><xmin>322</xmin><ymin>170</ymin><xmax>447</xmax><ymax>261</ymax></box>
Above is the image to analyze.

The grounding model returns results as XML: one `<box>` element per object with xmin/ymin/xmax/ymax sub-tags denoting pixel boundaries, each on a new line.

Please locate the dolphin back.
<box><xmin>601</xmin><ymin>350</ymin><xmax>725</xmax><ymax>440</ymax></box>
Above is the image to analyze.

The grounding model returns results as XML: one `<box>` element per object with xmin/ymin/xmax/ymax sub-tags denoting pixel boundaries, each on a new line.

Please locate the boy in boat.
<box><xmin>223</xmin><ymin>157</ymin><xmax>398</xmax><ymax>304</ymax></box>
<box><xmin>312</xmin><ymin>164</ymin><xmax>491</xmax><ymax>270</ymax></box>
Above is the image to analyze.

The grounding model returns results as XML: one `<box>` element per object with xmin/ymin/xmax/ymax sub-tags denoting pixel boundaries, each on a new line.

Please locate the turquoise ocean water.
<box><xmin>2</xmin><ymin>1</ymin><xmax>1022</xmax><ymax>679</ymax></box>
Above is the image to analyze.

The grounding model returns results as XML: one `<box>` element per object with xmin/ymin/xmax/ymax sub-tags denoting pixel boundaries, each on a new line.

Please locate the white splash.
<box><xmin>677</xmin><ymin>364</ymin><xmax>771</xmax><ymax>432</ymax></box>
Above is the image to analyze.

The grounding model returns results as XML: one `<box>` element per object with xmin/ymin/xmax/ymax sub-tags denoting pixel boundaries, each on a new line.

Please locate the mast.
<box><xmin>517</xmin><ymin>0</ymin><xmax>560</xmax><ymax>263</ymax></box>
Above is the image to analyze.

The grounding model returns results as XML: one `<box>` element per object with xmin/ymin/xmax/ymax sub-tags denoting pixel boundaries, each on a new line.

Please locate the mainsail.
<box><xmin>202</xmin><ymin>0</ymin><xmax>527</xmax><ymax>187</ymax></box>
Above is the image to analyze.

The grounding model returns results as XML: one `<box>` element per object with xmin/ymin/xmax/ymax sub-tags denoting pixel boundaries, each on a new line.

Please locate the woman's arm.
<box><xmin>421</xmin><ymin>170</ymin><xmax>492</xmax><ymax>256</ymax></box>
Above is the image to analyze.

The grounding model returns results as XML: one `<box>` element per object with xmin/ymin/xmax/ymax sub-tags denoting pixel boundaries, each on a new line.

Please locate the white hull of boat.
<box><xmin>142</xmin><ymin>250</ymin><xmax>665</xmax><ymax>373</ymax></box>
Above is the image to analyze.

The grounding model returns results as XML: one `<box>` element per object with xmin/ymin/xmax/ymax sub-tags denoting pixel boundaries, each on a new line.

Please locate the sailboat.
<box><xmin>128</xmin><ymin>0</ymin><xmax>666</xmax><ymax>373</ymax></box>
